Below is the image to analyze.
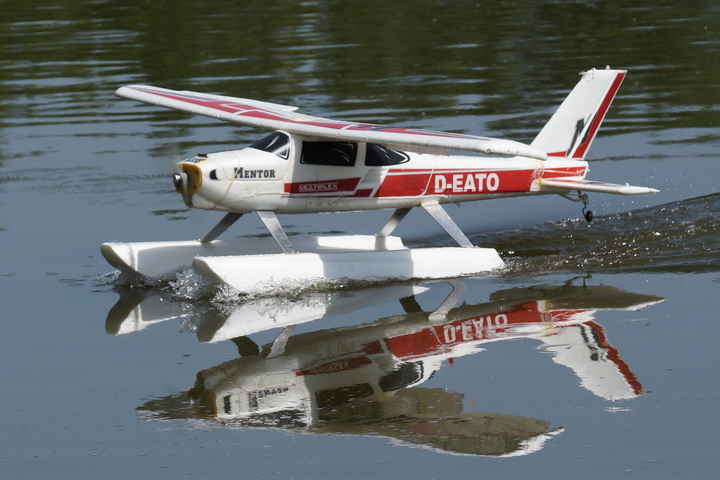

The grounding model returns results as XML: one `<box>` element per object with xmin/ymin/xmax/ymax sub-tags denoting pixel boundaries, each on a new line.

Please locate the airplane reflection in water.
<box><xmin>109</xmin><ymin>279</ymin><xmax>663</xmax><ymax>456</ymax></box>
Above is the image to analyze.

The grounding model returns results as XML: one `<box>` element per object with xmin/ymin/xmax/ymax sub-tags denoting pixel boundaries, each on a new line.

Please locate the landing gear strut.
<box><xmin>560</xmin><ymin>191</ymin><xmax>594</xmax><ymax>223</ymax></box>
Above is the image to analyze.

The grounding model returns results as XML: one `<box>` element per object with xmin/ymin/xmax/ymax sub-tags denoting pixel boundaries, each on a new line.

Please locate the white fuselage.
<box><xmin>173</xmin><ymin>131</ymin><xmax>588</xmax><ymax>214</ymax></box>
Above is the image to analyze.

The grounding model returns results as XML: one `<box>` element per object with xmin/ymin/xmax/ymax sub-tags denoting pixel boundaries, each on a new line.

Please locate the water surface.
<box><xmin>1</xmin><ymin>1</ymin><xmax>719</xmax><ymax>478</ymax></box>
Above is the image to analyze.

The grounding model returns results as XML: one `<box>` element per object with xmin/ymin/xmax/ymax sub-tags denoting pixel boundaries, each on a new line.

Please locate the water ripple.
<box><xmin>474</xmin><ymin>193</ymin><xmax>720</xmax><ymax>275</ymax></box>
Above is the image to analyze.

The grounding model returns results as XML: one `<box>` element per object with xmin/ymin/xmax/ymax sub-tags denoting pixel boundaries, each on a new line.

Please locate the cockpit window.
<box><xmin>301</xmin><ymin>141</ymin><xmax>357</xmax><ymax>166</ymax></box>
<box><xmin>365</xmin><ymin>143</ymin><xmax>409</xmax><ymax>166</ymax></box>
<box><xmin>249</xmin><ymin>131</ymin><xmax>291</xmax><ymax>159</ymax></box>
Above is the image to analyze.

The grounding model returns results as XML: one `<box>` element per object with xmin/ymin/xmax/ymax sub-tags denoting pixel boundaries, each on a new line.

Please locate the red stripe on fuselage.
<box><xmin>296</xmin><ymin>356</ymin><xmax>372</xmax><ymax>376</ymax></box>
<box><xmin>541</xmin><ymin>165</ymin><xmax>587</xmax><ymax>178</ymax></box>
<box><xmin>375</xmin><ymin>170</ymin><xmax>433</xmax><ymax>197</ymax></box>
<box><xmin>375</xmin><ymin>166</ymin><xmax>585</xmax><ymax>197</ymax></box>
<box><xmin>384</xmin><ymin>302</ymin><xmax>591</xmax><ymax>361</ymax></box>
<box><xmin>281</xmin><ymin>166</ymin><xmax>585</xmax><ymax>199</ymax></box>
<box><xmin>284</xmin><ymin>177</ymin><xmax>361</xmax><ymax>194</ymax></box>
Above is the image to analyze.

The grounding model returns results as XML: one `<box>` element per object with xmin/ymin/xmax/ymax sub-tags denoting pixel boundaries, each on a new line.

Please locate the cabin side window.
<box><xmin>301</xmin><ymin>141</ymin><xmax>357</xmax><ymax>166</ymax></box>
<box><xmin>365</xmin><ymin>143</ymin><xmax>409</xmax><ymax>166</ymax></box>
<box><xmin>378</xmin><ymin>361</ymin><xmax>424</xmax><ymax>392</ymax></box>
<box><xmin>249</xmin><ymin>131</ymin><xmax>291</xmax><ymax>159</ymax></box>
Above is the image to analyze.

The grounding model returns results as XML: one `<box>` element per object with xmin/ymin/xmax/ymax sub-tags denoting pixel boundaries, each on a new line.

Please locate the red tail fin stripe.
<box><xmin>570</xmin><ymin>72</ymin><xmax>626</xmax><ymax>159</ymax></box>
<box><xmin>586</xmin><ymin>321</ymin><xmax>644</xmax><ymax>396</ymax></box>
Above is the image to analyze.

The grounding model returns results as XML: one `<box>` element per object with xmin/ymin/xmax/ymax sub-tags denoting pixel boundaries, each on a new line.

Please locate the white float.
<box><xmin>101</xmin><ymin>235</ymin><xmax>504</xmax><ymax>292</ymax></box>
<box><xmin>193</xmin><ymin>245</ymin><xmax>504</xmax><ymax>293</ymax></box>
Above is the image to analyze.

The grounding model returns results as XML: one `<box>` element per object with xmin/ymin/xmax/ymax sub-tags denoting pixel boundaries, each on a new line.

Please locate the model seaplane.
<box><xmin>102</xmin><ymin>68</ymin><xmax>657</xmax><ymax>291</ymax></box>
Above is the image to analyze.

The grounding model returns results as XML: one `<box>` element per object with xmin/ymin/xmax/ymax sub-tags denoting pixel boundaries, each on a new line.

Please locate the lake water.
<box><xmin>1</xmin><ymin>1</ymin><xmax>719</xmax><ymax>478</ymax></box>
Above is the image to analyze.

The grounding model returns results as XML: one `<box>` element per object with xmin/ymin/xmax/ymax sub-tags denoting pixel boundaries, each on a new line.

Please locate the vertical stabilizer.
<box><xmin>540</xmin><ymin>322</ymin><xmax>643</xmax><ymax>401</ymax></box>
<box><xmin>531</xmin><ymin>68</ymin><xmax>626</xmax><ymax>160</ymax></box>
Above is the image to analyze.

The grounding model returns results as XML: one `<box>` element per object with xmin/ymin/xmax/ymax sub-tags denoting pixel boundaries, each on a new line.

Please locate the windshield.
<box><xmin>249</xmin><ymin>131</ymin><xmax>291</xmax><ymax>159</ymax></box>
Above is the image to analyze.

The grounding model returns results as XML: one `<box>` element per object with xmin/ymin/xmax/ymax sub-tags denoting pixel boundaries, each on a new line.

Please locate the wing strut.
<box><xmin>257</xmin><ymin>211</ymin><xmax>296</xmax><ymax>254</ymax></box>
<box><xmin>201</xmin><ymin>212</ymin><xmax>243</xmax><ymax>243</ymax></box>
<box><xmin>377</xmin><ymin>208</ymin><xmax>412</xmax><ymax>237</ymax></box>
<box><xmin>421</xmin><ymin>201</ymin><xmax>473</xmax><ymax>248</ymax></box>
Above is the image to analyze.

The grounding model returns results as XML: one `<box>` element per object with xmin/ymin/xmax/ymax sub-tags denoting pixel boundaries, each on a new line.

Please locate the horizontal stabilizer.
<box><xmin>539</xmin><ymin>178</ymin><xmax>659</xmax><ymax>196</ymax></box>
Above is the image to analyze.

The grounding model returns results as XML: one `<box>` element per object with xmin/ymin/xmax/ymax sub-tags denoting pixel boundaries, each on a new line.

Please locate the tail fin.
<box><xmin>531</xmin><ymin>68</ymin><xmax>626</xmax><ymax>160</ymax></box>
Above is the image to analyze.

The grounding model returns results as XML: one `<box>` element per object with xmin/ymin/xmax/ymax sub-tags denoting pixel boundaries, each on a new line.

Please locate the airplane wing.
<box><xmin>116</xmin><ymin>85</ymin><xmax>547</xmax><ymax>160</ymax></box>
<box><xmin>539</xmin><ymin>178</ymin><xmax>659</xmax><ymax>195</ymax></box>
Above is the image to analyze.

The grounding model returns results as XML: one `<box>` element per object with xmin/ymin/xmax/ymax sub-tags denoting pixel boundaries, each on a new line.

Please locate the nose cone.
<box><xmin>173</xmin><ymin>162</ymin><xmax>203</xmax><ymax>207</ymax></box>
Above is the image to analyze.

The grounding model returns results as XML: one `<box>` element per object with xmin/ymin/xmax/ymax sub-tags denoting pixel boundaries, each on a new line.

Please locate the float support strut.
<box><xmin>257</xmin><ymin>211</ymin><xmax>296</xmax><ymax>254</ymax></box>
<box><xmin>421</xmin><ymin>201</ymin><xmax>473</xmax><ymax>248</ymax></box>
<box><xmin>201</xmin><ymin>212</ymin><xmax>243</xmax><ymax>243</ymax></box>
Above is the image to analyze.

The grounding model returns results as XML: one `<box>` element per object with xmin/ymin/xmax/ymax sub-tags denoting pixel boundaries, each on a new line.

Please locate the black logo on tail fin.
<box><xmin>568</xmin><ymin>118</ymin><xmax>586</xmax><ymax>156</ymax></box>
<box><xmin>568</xmin><ymin>114</ymin><xmax>597</xmax><ymax>158</ymax></box>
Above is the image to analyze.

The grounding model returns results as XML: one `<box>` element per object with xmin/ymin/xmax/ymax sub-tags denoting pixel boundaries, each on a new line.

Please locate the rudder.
<box><xmin>531</xmin><ymin>68</ymin><xmax>626</xmax><ymax>160</ymax></box>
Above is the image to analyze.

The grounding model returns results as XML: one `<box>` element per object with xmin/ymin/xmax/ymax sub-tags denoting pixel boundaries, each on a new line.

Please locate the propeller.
<box><xmin>173</xmin><ymin>162</ymin><xmax>202</xmax><ymax>207</ymax></box>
